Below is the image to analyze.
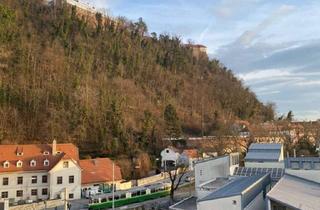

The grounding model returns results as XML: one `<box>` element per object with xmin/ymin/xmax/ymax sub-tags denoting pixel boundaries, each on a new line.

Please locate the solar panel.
<box><xmin>233</xmin><ymin>167</ymin><xmax>284</xmax><ymax>181</ymax></box>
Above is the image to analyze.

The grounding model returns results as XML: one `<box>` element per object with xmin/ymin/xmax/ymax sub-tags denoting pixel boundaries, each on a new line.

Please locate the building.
<box><xmin>245</xmin><ymin>143</ymin><xmax>284</xmax><ymax>168</ymax></box>
<box><xmin>0</xmin><ymin>140</ymin><xmax>81</xmax><ymax>204</ymax></box>
<box><xmin>267</xmin><ymin>174</ymin><xmax>320</xmax><ymax>210</ymax></box>
<box><xmin>79</xmin><ymin>158</ymin><xmax>123</xmax><ymax>195</ymax></box>
<box><xmin>197</xmin><ymin>174</ymin><xmax>271</xmax><ymax>210</ymax></box>
<box><xmin>181</xmin><ymin>149</ymin><xmax>200</xmax><ymax>170</ymax></box>
<box><xmin>160</xmin><ymin>147</ymin><xmax>181</xmax><ymax>169</ymax></box>
<box><xmin>185</xmin><ymin>44</ymin><xmax>207</xmax><ymax>58</ymax></box>
<box><xmin>194</xmin><ymin>153</ymin><xmax>239</xmax><ymax>198</ymax></box>
<box><xmin>284</xmin><ymin>157</ymin><xmax>320</xmax><ymax>183</ymax></box>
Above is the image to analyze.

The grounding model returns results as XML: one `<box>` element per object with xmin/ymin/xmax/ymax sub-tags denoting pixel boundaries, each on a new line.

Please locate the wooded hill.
<box><xmin>0</xmin><ymin>0</ymin><xmax>275</xmax><ymax>158</ymax></box>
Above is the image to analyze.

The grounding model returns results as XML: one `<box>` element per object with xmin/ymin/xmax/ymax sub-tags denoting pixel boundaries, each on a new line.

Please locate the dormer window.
<box><xmin>16</xmin><ymin>160</ymin><xmax>23</xmax><ymax>168</ymax></box>
<box><xmin>17</xmin><ymin>152</ymin><xmax>23</xmax><ymax>156</ymax></box>
<box><xmin>30</xmin><ymin>160</ymin><xmax>36</xmax><ymax>167</ymax></box>
<box><xmin>43</xmin><ymin>151</ymin><xmax>50</xmax><ymax>155</ymax></box>
<box><xmin>3</xmin><ymin>161</ymin><xmax>9</xmax><ymax>168</ymax></box>
<box><xmin>44</xmin><ymin>159</ymin><xmax>49</xmax><ymax>166</ymax></box>
<box><xmin>63</xmin><ymin>161</ymin><xmax>69</xmax><ymax>168</ymax></box>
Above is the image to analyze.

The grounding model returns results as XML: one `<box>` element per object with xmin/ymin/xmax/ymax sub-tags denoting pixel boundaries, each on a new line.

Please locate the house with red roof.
<box><xmin>0</xmin><ymin>140</ymin><xmax>124</xmax><ymax>204</ymax></box>
<box><xmin>79</xmin><ymin>158</ymin><xmax>123</xmax><ymax>196</ymax></box>
<box><xmin>0</xmin><ymin>140</ymin><xmax>82</xmax><ymax>203</ymax></box>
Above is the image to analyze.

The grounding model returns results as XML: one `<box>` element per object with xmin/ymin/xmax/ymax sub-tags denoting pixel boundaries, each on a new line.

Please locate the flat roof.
<box><xmin>194</xmin><ymin>155</ymin><xmax>228</xmax><ymax>165</ymax></box>
<box><xmin>200</xmin><ymin>176</ymin><xmax>239</xmax><ymax>191</ymax></box>
<box><xmin>267</xmin><ymin>174</ymin><xmax>320</xmax><ymax>210</ymax></box>
<box><xmin>198</xmin><ymin>174</ymin><xmax>269</xmax><ymax>202</ymax></box>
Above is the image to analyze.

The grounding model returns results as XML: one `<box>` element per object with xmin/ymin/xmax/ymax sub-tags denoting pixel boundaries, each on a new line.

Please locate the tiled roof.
<box><xmin>182</xmin><ymin>149</ymin><xmax>199</xmax><ymax>159</ymax></box>
<box><xmin>0</xmin><ymin>143</ymin><xmax>79</xmax><ymax>173</ymax></box>
<box><xmin>79</xmin><ymin>158</ymin><xmax>122</xmax><ymax>185</ymax></box>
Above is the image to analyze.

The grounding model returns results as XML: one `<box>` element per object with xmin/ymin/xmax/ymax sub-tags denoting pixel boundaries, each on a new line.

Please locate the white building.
<box><xmin>284</xmin><ymin>157</ymin><xmax>320</xmax><ymax>183</ymax></box>
<box><xmin>0</xmin><ymin>140</ymin><xmax>81</xmax><ymax>204</ymax></box>
<box><xmin>160</xmin><ymin>147</ymin><xmax>180</xmax><ymax>169</ymax></box>
<box><xmin>245</xmin><ymin>143</ymin><xmax>284</xmax><ymax>168</ymax></box>
<box><xmin>197</xmin><ymin>174</ymin><xmax>271</xmax><ymax>210</ymax></box>
<box><xmin>194</xmin><ymin>153</ymin><xmax>239</xmax><ymax>198</ymax></box>
<box><xmin>267</xmin><ymin>174</ymin><xmax>320</xmax><ymax>210</ymax></box>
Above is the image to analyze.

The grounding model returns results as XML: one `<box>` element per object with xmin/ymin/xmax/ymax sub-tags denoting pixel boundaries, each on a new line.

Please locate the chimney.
<box><xmin>52</xmin><ymin>139</ymin><xmax>57</xmax><ymax>155</ymax></box>
<box><xmin>293</xmin><ymin>149</ymin><xmax>296</xmax><ymax>158</ymax></box>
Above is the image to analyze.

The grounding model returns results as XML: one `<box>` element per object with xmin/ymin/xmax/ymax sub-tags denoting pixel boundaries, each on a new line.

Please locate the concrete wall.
<box><xmin>0</xmin><ymin>171</ymin><xmax>50</xmax><ymax>202</ymax></box>
<box><xmin>118</xmin><ymin>181</ymin><xmax>132</xmax><ymax>190</ymax></box>
<box><xmin>137</xmin><ymin>173</ymin><xmax>165</xmax><ymax>186</ymax></box>
<box><xmin>9</xmin><ymin>199</ymin><xmax>63</xmax><ymax>210</ymax></box>
<box><xmin>197</xmin><ymin>195</ymin><xmax>241</xmax><ymax>210</ymax></box>
<box><xmin>244</xmin><ymin>191</ymin><xmax>266</xmax><ymax>210</ymax></box>
<box><xmin>195</xmin><ymin>156</ymin><xmax>230</xmax><ymax>197</ymax></box>
<box><xmin>245</xmin><ymin>161</ymin><xmax>285</xmax><ymax>168</ymax></box>
<box><xmin>49</xmin><ymin>159</ymin><xmax>81</xmax><ymax>200</ymax></box>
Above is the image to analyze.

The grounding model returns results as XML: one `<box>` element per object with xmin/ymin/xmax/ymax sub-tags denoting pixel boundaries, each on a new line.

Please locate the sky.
<box><xmin>91</xmin><ymin>0</ymin><xmax>320</xmax><ymax>121</ymax></box>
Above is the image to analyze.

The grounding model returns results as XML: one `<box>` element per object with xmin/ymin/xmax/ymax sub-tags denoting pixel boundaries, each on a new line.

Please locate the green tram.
<box><xmin>88</xmin><ymin>183</ymin><xmax>171</xmax><ymax>209</ymax></box>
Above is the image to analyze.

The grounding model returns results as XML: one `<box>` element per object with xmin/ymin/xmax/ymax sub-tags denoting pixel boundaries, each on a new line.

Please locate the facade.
<box><xmin>160</xmin><ymin>147</ymin><xmax>180</xmax><ymax>168</ymax></box>
<box><xmin>194</xmin><ymin>153</ymin><xmax>239</xmax><ymax>198</ymax></box>
<box><xmin>245</xmin><ymin>143</ymin><xmax>284</xmax><ymax>168</ymax></box>
<box><xmin>79</xmin><ymin>158</ymin><xmax>123</xmax><ymax>195</ymax></box>
<box><xmin>197</xmin><ymin>174</ymin><xmax>271</xmax><ymax>210</ymax></box>
<box><xmin>285</xmin><ymin>157</ymin><xmax>320</xmax><ymax>183</ymax></box>
<box><xmin>185</xmin><ymin>44</ymin><xmax>207</xmax><ymax>58</ymax></box>
<box><xmin>0</xmin><ymin>140</ymin><xmax>81</xmax><ymax>203</ymax></box>
<box><xmin>267</xmin><ymin>174</ymin><xmax>320</xmax><ymax>210</ymax></box>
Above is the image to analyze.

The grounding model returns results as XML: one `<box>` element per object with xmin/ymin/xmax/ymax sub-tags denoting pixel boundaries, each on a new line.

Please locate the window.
<box><xmin>1</xmin><ymin>191</ymin><xmax>8</xmax><ymax>198</ymax></box>
<box><xmin>42</xmin><ymin>188</ymin><xmax>48</xmax><ymax>195</ymax></box>
<box><xmin>16</xmin><ymin>160</ymin><xmax>23</xmax><ymax>167</ymax></box>
<box><xmin>63</xmin><ymin>161</ymin><xmax>69</xmax><ymax>168</ymax></box>
<box><xmin>200</xmin><ymin>169</ymin><xmax>203</xmax><ymax>176</ymax></box>
<box><xmin>17</xmin><ymin>152</ymin><xmax>23</xmax><ymax>156</ymax></box>
<box><xmin>232</xmin><ymin>200</ymin><xmax>237</xmax><ymax>205</ymax></box>
<box><xmin>17</xmin><ymin>176</ymin><xmax>23</xmax><ymax>185</ymax></box>
<box><xmin>2</xmin><ymin>177</ymin><xmax>8</xmax><ymax>186</ymax></box>
<box><xmin>69</xmin><ymin>175</ymin><xmax>74</xmax><ymax>184</ymax></box>
<box><xmin>42</xmin><ymin>175</ymin><xmax>48</xmax><ymax>183</ymax></box>
<box><xmin>30</xmin><ymin>160</ymin><xmax>36</xmax><ymax>167</ymax></box>
<box><xmin>57</xmin><ymin>176</ymin><xmax>63</xmax><ymax>184</ymax></box>
<box><xmin>69</xmin><ymin>193</ymin><xmax>74</xmax><ymax>199</ymax></box>
<box><xmin>44</xmin><ymin>159</ymin><xmax>49</xmax><ymax>166</ymax></box>
<box><xmin>43</xmin><ymin>151</ymin><xmax>49</xmax><ymax>155</ymax></box>
<box><xmin>31</xmin><ymin>189</ymin><xmax>37</xmax><ymax>196</ymax></box>
<box><xmin>31</xmin><ymin>176</ymin><xmax>37</xmax><ymax>184</ymax></box>
<box><xmin>16</xmin><ymin>190</ymin><xmax>23</xmax><ymax>197</ymax></box>
<box><xmin>314</xmin><ymin>162</ymin><xmax>320</xmax><ymax>170</ymax></box>
<box><xmin>3</xmin><ymin>161</ymin><xmax>9</xmax><ymax>168</ymax></box>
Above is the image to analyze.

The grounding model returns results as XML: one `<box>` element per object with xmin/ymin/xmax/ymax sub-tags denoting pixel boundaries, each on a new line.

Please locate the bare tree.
<box><xmin>164</xmin><ymin>156</ymin><xmax>189</xmax><ymax>202</ymax></box>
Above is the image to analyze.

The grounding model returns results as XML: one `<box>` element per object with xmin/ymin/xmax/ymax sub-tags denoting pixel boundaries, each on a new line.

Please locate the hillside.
<box><xmin>0</xmin><ymin>0</ymin><xmax>274</xmax><ymax>158</ymax></box>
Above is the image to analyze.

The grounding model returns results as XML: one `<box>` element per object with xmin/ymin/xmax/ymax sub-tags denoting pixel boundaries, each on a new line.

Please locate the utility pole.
<box><xmin>112</xmin><ymin>162</ymin><xmax>115</xmax><ymax>210</ymax></box>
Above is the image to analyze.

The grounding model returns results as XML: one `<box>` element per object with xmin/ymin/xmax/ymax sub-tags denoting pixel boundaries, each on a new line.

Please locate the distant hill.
<box><xmin>0</xmin><ymin>0</ymin><xmax>274</xmax><ymax>157</ymax></box>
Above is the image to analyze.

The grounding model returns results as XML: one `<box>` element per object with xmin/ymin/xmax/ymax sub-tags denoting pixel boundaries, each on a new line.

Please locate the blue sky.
<box><xmin>91</xmin><ymin>0</ymin><xmax>320</xmax><ymax>121</ymax></box>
